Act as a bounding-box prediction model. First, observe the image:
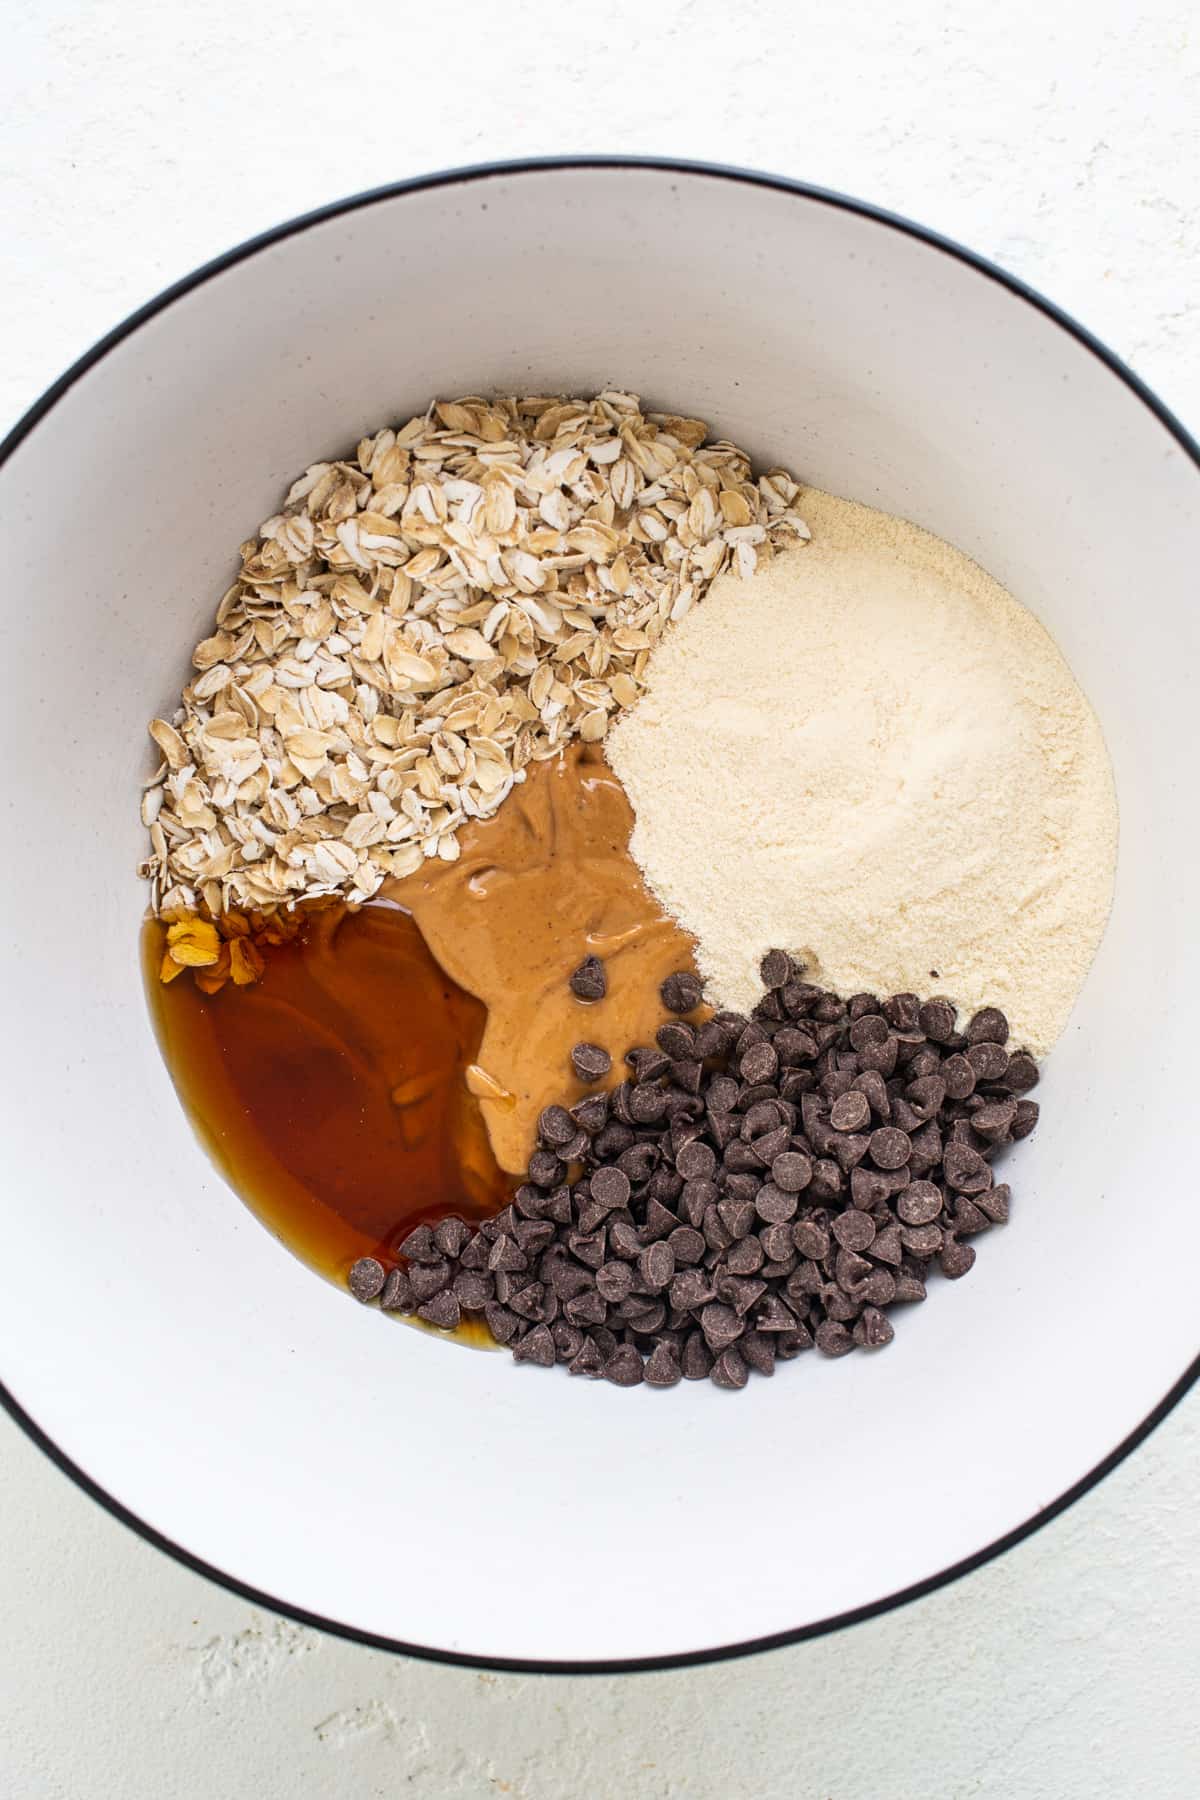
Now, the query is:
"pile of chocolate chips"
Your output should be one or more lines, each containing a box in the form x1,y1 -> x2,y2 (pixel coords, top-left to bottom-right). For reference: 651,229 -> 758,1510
348,952 -> 1039,1390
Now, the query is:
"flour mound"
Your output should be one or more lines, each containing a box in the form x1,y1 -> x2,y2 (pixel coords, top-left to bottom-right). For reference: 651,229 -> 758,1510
607,489 -> 1117,1056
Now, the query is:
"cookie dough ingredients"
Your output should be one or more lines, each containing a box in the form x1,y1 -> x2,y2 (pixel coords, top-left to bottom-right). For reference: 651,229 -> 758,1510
141,392 -> 809,918
395,744 -> 702,1175
608,489 -> 1118,1056
347,951 -> 1040,1387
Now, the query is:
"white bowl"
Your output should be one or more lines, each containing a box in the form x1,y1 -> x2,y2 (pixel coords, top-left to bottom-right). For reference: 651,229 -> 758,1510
2,158 -> 1198,1671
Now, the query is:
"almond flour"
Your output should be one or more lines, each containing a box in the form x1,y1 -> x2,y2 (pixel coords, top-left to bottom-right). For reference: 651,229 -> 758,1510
607,488 -> 1119,1056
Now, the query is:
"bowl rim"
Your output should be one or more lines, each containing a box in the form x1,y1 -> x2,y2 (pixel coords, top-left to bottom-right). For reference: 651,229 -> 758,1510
2,153 -> 1198,1676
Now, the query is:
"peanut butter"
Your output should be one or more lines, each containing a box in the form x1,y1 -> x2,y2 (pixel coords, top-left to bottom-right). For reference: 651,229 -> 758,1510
391,745 -> 698,1173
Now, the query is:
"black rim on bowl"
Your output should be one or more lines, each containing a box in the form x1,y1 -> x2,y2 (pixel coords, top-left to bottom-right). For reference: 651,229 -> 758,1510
2,155 -> 1198,1676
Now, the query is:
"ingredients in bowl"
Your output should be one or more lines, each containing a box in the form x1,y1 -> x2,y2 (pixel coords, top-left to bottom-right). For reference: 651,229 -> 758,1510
347,953 -> 1039,1387
139,390 -> 1114,1397
140,393 -> 809,920
607,489 -> 1118,1055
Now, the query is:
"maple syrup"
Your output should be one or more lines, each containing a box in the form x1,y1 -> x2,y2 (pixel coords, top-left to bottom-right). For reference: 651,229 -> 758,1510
143,899 -> 512,1305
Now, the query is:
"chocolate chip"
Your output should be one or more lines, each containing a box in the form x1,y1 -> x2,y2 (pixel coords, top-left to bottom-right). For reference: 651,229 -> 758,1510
869,1125 -> 911,1169
380,1265 -> 416,1311
564,1337 -> 601,1377
727,1235 -> 766,1275
608,1219 -> 642,1260
830,1090 -> 871,1132
939,1236 -> 977,1279
972,1099 -> 1017,1142
860,1268 -> 896,1306
815,1319 -> 854,1357
669,1267 -> 714,1310
409,1259 -> 452,1300
538,1104 -> 578,1148
848,1013 -> 889,1052
488,1235 -> 528,1274
740,1041 -> 779,1084
458,1233 -> 490,1269
526,1151 -> 563,1189
1003,1052 -> 1040,1094
654,1020 -> 694,1061
569,955 -> 607,1001
897,1180 -> 942,1226
710,1347 -> 749,1389
754,1183 -> 799,1225
452,1271 -> 493,1311
1012,1100 -> 1040,1140
808,1158 -> 843,1201
660,970 -> 703,1014
603,1344 -> 645,1386
589,1165 -> 631,1210
740,1332 -> 777,1377
542,1186 -> 574,1226
348,1256 -> 386,1302
644,1341 -> 682,1386
793,1220 -> 831,1260
717,1274 -> 767,1317
900,1223 -> 943,1256
680,1331 -> 714,1380
919,998 -> 958,1044
693,1021 -> 728,1059
513,1323 -> 556,1366
853,1306 -> 894,1349
758,1223 -> 794,1263
639,1241 -> 676,1291
567,1226 -> 606,1269
596,1261 -> 634,1304
618,1142 -> 659,1184
508,1280 -> 547,1321
977,1182 -> 1011,1224
433,1216 -> 471,1258
700,1301 -> 744,1350
717,1196 -> 756,1241
831,1131 -> 870,1173
905,1075 -> 946,1119
668,1225 -> 706,1265
641,1198 -> 679,1240
760,949 -> 796,989
752,1294 -> 797,1333
953,1198 -> 991,1235
771,1150 -> 812,1193
485,1302 -> 520,1343
418,1290 -> 461,1331
398,1224 -> 439,1263
514,1218 -> 555,1256
849,1166 -> 891,1209
966,1041 -> 1010,1082
564,1289 -> 608,1327
943,1140 -> 993,1195
832,1211 -> 876,1253
628,1084 -> 668,1125
883,992 -> 920,1032
571,1041 -> 612,1083
966,1006 -> 1009,1045
675,1140 -> 716,1181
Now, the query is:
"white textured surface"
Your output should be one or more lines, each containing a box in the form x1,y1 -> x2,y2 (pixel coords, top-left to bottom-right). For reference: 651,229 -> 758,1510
2,2 -> 1199,1795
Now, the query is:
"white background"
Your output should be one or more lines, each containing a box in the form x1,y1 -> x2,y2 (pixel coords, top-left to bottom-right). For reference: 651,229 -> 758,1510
3,3 -> 1199,1795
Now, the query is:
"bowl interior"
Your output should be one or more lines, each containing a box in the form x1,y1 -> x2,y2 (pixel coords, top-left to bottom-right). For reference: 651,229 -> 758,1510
2,163 -> 1198,1666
